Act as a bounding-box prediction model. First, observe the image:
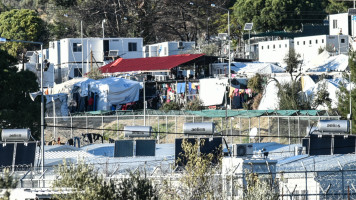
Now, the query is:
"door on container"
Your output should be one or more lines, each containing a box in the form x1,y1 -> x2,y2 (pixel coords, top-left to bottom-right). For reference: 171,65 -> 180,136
103,40 -> 109,60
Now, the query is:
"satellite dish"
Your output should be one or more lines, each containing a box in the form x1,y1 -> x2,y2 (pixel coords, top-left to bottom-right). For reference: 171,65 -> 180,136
249,127 -> 258,139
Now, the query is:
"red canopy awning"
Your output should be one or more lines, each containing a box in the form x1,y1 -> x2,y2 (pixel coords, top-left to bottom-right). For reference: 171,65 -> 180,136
100,54 -> 205,74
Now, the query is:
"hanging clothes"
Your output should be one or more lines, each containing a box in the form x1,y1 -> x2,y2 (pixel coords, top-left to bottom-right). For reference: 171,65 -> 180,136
177,83 -> 186,94
234,88 -> 239,96
229,87 -> 235,98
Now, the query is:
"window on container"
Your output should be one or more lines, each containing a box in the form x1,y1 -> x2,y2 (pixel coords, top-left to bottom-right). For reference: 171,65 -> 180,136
333,20 -> 337,29
315,40 -> 318,44
273,44 -> 275,49
261,46 -> 264,50
73,43 -> 82,52
341,38 -> 345,43
267,45 -> 269,49
128,42 -> 137,51
74,68 -> 82,77
303,41 -> 305,45
322,39 -> 325,43
297,41 -> 299,45
309,40 -> 312,45
279,44 -> 281,48
285,44 -> 287,48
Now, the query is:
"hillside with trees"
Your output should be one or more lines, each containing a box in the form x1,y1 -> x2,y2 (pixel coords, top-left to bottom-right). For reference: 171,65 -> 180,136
0,0 -> 354,46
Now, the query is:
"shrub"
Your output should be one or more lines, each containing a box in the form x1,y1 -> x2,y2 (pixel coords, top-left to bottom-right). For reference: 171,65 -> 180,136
160,101 -> 181,111
184,98 -> 203,111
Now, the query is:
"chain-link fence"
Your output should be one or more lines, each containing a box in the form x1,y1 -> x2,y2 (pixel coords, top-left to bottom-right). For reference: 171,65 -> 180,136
12,162 -> 356,200
44,114 -> 340,145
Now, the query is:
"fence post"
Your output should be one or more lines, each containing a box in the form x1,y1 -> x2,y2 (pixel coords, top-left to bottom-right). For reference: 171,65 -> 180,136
288,117 -> 291,144
71,116 -> 73,138
102,116 -> 104,136
166,116 -> 168,133
338,161 -> 345,199
239,117 -> 241,143
158,116 -> 160,144
86,115 -> 88,134
301,161 -> 308,200
298,117 -> 300,143
258,117 -> 261,143
117,115 -> 119,135
278,117 -> 280,143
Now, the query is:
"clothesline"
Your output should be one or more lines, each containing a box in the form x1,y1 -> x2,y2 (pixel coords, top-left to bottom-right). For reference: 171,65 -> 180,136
229,86 -> 253,98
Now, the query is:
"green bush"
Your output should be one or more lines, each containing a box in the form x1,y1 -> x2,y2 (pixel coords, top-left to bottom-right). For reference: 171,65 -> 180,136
160,101 -> 181,111
184,98 -> 203,111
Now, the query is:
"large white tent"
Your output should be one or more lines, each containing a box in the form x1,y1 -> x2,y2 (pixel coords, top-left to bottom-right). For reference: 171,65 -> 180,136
302,51 -> 348,72
88,77 -> 141,111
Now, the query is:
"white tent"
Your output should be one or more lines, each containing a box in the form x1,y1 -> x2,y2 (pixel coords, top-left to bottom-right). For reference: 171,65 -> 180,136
304,53 -> 348,72
231,62 -> 286,74
258,79 -> 279,110
199,78 -> 228,106
258,76 -> 293,110
88,77 -> 140,111
307,79 -> 342,110
51,78 -> 91,95
45,93 -> 69,117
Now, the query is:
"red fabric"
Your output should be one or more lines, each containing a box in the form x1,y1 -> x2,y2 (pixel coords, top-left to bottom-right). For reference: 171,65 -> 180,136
100,54 -> 204,73
88,97 -> 94,106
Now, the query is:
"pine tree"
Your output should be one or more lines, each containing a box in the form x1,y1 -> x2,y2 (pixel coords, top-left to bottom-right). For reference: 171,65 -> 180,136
337,51 -> 356,133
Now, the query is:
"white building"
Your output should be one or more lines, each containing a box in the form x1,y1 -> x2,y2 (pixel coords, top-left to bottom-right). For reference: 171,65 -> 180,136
258,39 -> 294,65
48,37 -> 143,83
17,49 -> 55,87
222,154 -> 278,199
143,41 -> 195,58
294,35 -> 349,63
329,13 -> 356,37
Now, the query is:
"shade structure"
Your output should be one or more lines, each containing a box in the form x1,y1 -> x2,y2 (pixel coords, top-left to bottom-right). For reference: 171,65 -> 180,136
100,54 -> 205,74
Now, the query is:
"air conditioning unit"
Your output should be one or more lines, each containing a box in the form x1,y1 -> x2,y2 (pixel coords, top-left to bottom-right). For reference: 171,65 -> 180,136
155,75 -> 168,81
233,144 -> 253,158
108,50 -> 119,57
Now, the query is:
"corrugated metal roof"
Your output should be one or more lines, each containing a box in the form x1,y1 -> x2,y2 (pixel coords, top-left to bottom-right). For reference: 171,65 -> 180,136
100,54 -> 205,74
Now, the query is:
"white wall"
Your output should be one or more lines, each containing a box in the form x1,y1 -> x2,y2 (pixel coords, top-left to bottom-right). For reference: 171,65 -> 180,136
294,35 -> 349,63
143,41 -> 195,57
329,13 -> 349,36
48,37 -> 143,81
258,39 -> 293,65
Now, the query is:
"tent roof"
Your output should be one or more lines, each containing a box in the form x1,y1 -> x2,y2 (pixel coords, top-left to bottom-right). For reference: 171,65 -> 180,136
100,54 -> 205,74
231,62 -> 286,74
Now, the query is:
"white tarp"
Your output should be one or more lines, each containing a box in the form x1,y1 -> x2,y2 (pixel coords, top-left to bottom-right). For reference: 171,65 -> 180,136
303,52 -> 348,72
199,78 -> 228,106
300,75 -> 316,92
231,62 -> 286,74
258,76 -> 293,110
89,77 -> 140,110
51,78 -> 91,95
258,80 -> 279,110
306,79 -> 342,110
45,93 -> 69,116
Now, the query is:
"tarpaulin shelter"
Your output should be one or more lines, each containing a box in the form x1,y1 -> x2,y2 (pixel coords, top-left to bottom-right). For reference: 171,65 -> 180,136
87,77 -> 140,111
